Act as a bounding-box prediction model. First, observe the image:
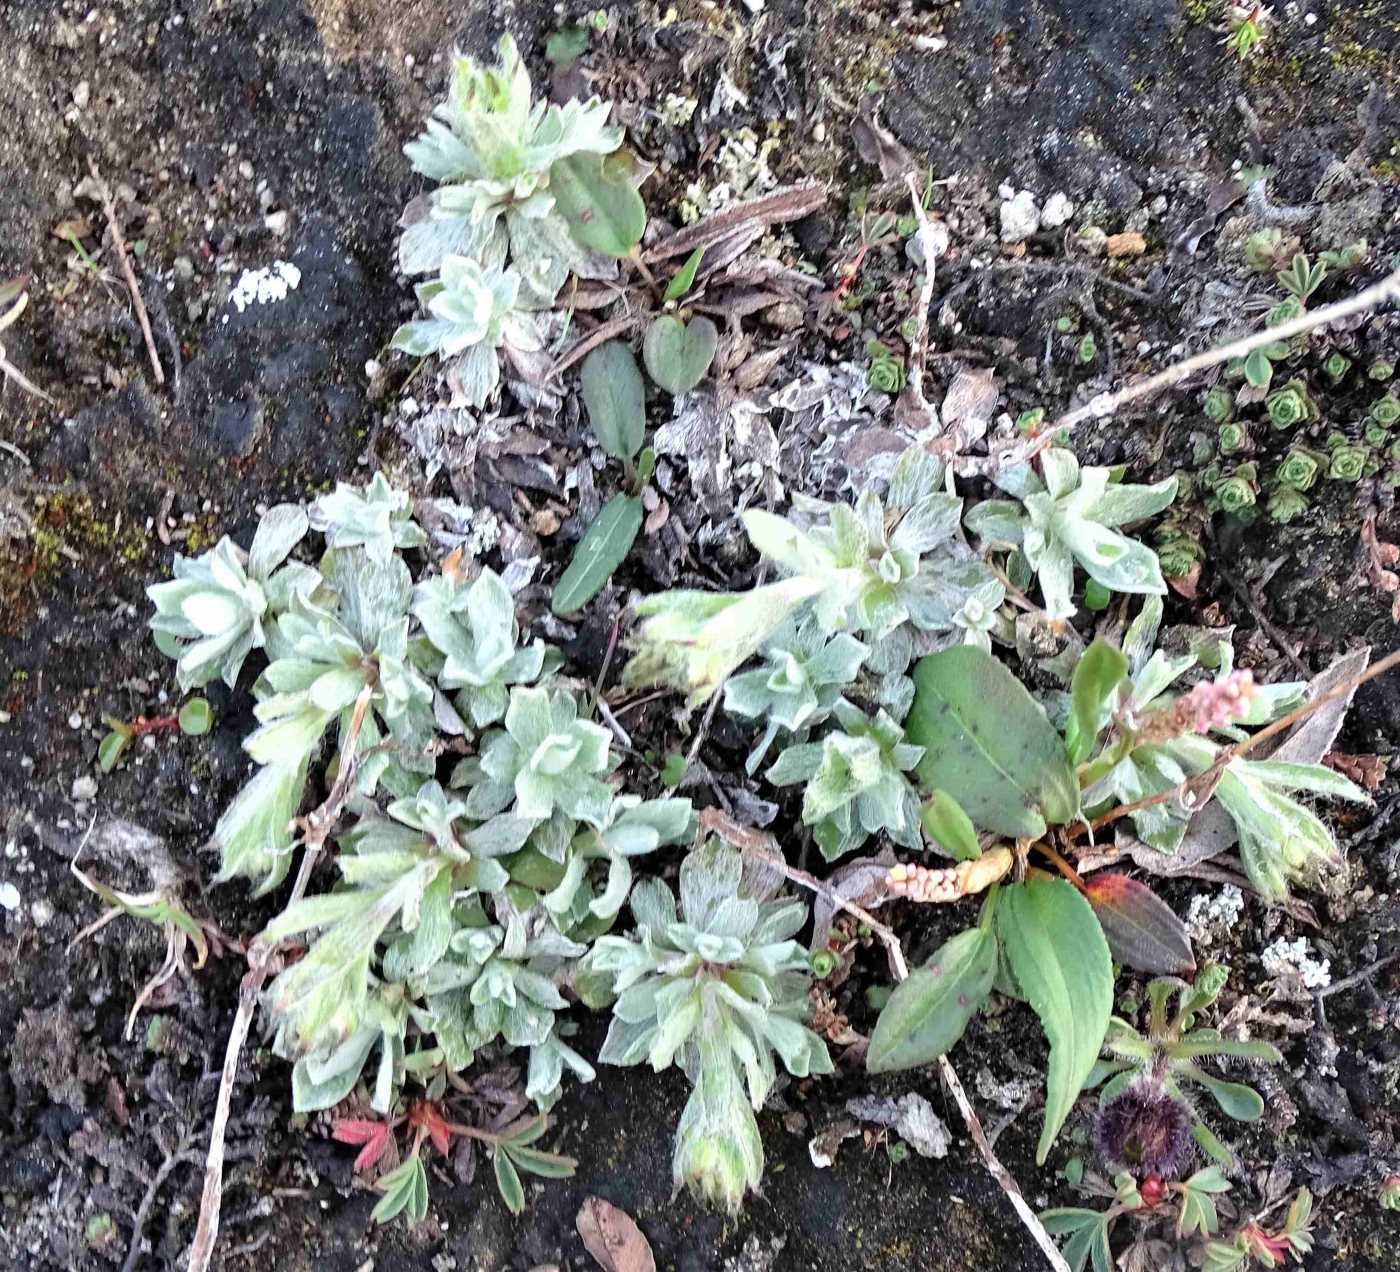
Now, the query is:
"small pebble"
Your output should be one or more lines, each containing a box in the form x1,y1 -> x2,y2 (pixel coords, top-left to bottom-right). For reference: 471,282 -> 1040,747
998,189 -> 1040,244
68,710 -> 84,730
1040,191 -> 1074,229
31,898 -> 55,928
238,159 -> 255,181
72,80 -> 90,109
72,775 -> 98,802
0,882 -> 20,911
264,210 -> 290,237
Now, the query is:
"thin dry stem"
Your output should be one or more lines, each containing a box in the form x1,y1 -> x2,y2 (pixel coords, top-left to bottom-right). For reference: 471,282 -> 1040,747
187,684 -> 376,1272
87,157 -> 166,387
992,266 -> 1400,473
729,832 -> 1068,1270
1072,646 -> 1400,841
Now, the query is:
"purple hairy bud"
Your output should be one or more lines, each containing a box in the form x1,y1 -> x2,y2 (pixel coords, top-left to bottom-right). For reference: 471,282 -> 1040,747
1093,1084 -> 1194,1179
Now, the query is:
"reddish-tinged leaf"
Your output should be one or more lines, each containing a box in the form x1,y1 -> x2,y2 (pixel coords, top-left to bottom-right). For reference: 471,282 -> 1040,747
333,1118 -> 394,1173
409,1101 -> 455,1158
1085,874 -> 1196,975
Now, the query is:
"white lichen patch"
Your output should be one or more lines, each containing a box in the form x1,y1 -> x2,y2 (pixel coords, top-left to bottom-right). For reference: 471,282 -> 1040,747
1261,936 -> 1331,990
1186,885 -> 1245,946
226,260 -> 303,316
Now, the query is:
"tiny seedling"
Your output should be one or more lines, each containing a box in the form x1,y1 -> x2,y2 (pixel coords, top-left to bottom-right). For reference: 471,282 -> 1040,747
551,339 -> 654,614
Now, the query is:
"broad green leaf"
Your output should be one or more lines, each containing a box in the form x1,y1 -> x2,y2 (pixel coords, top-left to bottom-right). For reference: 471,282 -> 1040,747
551,494 -> 644,615
178,697 -> 214,736
1179,1064 -> 1264,1122
919,789 -> 982,861
867,927 -> 996,1072
494,1148 -> 526,1214
580,340 -> 646,463
643,314 -> 718,394
371,1154 -> 429,1224
664,247 -> 705,301
550,150 -> 646,258
98,731 -> 129,772
1065,640 -> 1127,764
907,645 -> 1079,838
1243,348 -> 1274,390
998,879 -> 1113,1163
1083,874 -> 1195,975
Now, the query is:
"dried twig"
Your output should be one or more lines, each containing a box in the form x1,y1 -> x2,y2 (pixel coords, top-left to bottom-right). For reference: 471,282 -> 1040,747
87,158 -> 165,387
1314,953 -> 1398,1000
122,1130 -> 201,1272
546,313 -> 643,381
187,684 -> 376,1272
642,182 -> 827,264
988,267 -> 1400,474
702,809 -> 1068,1270
901,172 -> 946,410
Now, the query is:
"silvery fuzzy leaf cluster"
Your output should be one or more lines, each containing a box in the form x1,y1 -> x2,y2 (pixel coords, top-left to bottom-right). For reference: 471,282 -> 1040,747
624,445 -> 1006,708
579,841 -> 832,1211
395,35 -> 622,405
147,505 -> 315,691
148,473 -> 698,1122
765,700 -> 925,861
1083,597 -> 1368,898
964,448 -> 1178,620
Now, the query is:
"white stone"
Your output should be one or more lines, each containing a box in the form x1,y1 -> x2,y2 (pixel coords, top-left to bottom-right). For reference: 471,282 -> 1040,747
999,190 -> 1040,243
1040,191 -> 1074,229
0,881 -> 19,911
72,775 -> 98,802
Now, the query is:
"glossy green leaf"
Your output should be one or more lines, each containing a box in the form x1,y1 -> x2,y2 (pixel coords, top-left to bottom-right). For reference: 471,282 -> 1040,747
919,789 -> 982,861
98,731 -> 129,773
550,150 -> 646,258
998,879 -> 1113,1163
664,247 -> 705,302
907,645 -> 1079,838
371,1154 -> 429,1224
1065,640 -> 1127,764
643,314 -> 719,395
580,341 -> 646,463
1083,874 -> 1195,975
178,697 -> 214,736
551,494 -> 644,615
867,927 -> 996,1071
1179,1064 -> 1265,1122
494,1147 -> 526,1214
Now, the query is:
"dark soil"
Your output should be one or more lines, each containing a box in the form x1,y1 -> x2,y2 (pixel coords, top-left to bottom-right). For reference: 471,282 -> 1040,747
3,1 -> 1400,1269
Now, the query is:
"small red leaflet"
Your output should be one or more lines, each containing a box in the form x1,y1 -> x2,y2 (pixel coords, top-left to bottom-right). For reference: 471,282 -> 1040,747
332,1118 -> 397,1174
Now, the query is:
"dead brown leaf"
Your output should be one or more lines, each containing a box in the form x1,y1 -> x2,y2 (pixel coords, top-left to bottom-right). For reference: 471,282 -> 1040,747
1361,510 -> 1400,622
1324,751 -> 1390,791
1106,231 -> 1147,258
576,1197 -> 655,1272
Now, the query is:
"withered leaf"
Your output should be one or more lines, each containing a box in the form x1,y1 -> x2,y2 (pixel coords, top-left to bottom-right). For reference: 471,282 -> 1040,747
576,1196 -> 656,1272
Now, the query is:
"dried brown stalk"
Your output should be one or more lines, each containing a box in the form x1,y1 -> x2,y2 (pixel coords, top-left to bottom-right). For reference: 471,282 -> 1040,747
87,158 -> 165,387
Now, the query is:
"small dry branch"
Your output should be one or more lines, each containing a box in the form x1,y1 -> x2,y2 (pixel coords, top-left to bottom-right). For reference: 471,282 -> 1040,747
87,157 -> 165,387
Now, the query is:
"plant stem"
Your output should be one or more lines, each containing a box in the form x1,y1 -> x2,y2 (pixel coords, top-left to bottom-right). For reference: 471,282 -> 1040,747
186,683 -> 377,1272
987,267 -> 1400,475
